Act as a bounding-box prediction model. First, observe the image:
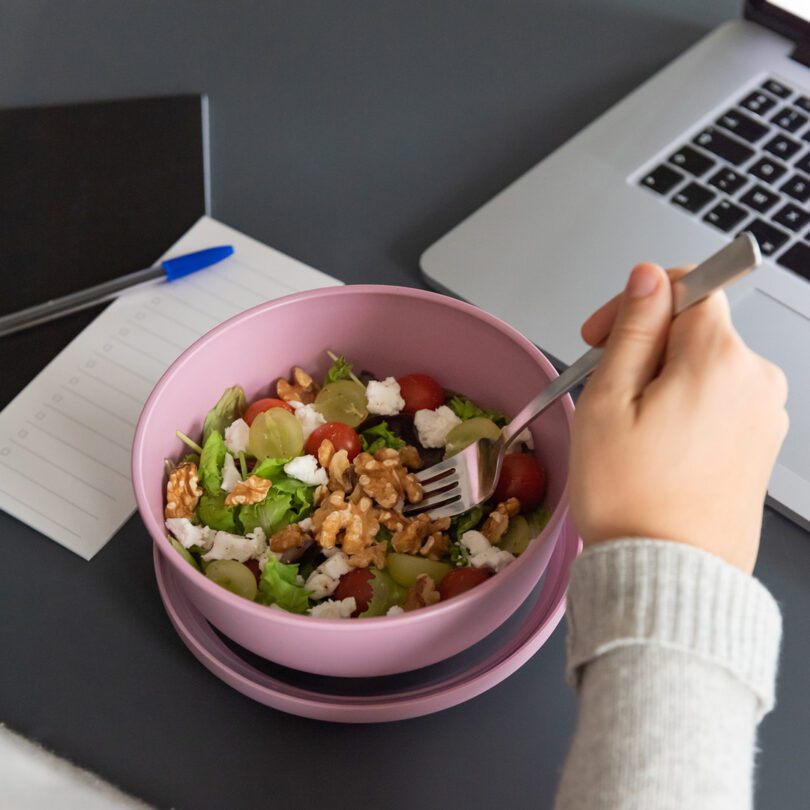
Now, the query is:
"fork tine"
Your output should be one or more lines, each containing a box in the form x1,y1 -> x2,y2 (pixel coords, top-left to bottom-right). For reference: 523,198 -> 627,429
403,487 -> 462,516
406,496 -> 467,521
414,456 -> 458,483
419,475 -> 460,499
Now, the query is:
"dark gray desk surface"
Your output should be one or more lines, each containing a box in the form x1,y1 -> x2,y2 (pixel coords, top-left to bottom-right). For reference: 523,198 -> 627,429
1,2 -> 808,808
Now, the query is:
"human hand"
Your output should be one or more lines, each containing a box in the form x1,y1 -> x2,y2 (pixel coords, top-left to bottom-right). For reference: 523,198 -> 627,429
570,262 -> 788,574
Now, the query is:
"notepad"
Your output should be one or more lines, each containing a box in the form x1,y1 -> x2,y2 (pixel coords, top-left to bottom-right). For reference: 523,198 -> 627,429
0,217 -> 341,559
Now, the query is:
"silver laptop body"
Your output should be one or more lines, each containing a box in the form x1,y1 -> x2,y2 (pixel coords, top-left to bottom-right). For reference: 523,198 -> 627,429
421,3 -> 810,528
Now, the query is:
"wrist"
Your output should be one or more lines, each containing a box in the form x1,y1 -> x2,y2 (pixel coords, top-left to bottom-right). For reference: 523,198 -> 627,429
565,538 -> 782,718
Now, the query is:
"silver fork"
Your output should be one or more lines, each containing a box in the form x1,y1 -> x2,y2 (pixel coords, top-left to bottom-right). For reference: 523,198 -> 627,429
403,233 -> 762,520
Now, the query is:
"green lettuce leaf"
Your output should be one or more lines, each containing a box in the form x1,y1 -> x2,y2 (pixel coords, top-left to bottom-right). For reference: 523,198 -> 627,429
239,476 -> 315,536
251,457 -> 291,482
450,505 -> 485,540
359,568 -> 407,617
197,492 -> 239,533
202,386 -> 246,445
257,557 -> 310,614
324,354 -> 353,385
198,430 -> 227,495
446,395 -> 507,428
450,542 -> 470,567
450,505 -> 487,565
359,422 -> 405,454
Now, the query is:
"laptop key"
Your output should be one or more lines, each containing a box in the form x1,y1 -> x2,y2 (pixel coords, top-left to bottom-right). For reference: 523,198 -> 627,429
671,182 -> 716,213
777,242 -> 810,280
780,173 -> 810,203
716,109 -> 769,142
772,106 -> 808,133
794,151 -> 810,175
668,145 -> 715,176
739,184 -> 780,213
740,219 -> 790,257
693,128 -> 755,166
763,133 -> 802,160
773,203 -> 810,232
740,91 -> 777,116
707,167 -> 748,194
640,164 -> 684,194
796,96 -> 810,113
748,156 -> 788,184
709,169 -> 748,194
762,79 -> 791,99
703,200 -> 748,232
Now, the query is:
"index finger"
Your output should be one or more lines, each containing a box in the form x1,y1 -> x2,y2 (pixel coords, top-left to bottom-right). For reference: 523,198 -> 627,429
581,266 -> 694,346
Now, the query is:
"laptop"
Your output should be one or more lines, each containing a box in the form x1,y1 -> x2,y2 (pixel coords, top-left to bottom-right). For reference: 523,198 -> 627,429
420,0 -> 810,529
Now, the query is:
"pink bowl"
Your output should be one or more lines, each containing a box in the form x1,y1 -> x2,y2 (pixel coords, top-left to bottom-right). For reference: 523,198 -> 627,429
132,285 -> 574,677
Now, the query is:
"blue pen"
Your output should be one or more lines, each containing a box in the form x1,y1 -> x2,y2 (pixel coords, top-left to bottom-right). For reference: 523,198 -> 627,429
0,245 -> 234,339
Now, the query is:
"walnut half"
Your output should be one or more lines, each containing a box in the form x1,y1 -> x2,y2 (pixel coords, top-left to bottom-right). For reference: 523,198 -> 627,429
224,475 -> 272,506
276,366 -> 319,404
482,497 -> 521,544
403,574 -> 441,612
165,462 -> 202,520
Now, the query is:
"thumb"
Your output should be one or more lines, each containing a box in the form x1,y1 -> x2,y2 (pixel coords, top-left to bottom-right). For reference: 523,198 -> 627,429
589,263 -> 672,403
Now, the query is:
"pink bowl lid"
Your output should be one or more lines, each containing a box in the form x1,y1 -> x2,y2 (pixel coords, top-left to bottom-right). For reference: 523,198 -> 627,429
154,514 -> 581,723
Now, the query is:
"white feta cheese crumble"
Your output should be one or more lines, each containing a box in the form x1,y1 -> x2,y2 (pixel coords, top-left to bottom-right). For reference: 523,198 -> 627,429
297,517 -> 314,533
460,529 -> 515,573
283,454 -> 328,487
414,405 -> 462,448
165,518 -> 215,551
220,453 -> 241,492
224,418 -> 250,453
366,377 -> 406,416
305,573 -> 336,600
460,530 -> 490,556
321,551 -> 352,580
386,605 -> 405,616
309,597 -> 357,619
305,550 -> 351,598
202,526 -> 267,563
294,403 -> 326,440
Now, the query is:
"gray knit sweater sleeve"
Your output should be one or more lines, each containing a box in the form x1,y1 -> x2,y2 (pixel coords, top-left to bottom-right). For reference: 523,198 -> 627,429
554,540 -> 782,810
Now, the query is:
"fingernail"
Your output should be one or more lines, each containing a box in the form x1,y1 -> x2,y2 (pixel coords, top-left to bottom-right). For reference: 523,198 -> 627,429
626,265 -> 660,299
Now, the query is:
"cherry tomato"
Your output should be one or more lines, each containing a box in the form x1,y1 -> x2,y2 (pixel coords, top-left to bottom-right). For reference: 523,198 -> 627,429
494,453 -> 546,510
437,567 -> 489,601
397,373 -> 444,413
244,397 -> 294,425
334,569 -> 375,616
305,422 -> 361,460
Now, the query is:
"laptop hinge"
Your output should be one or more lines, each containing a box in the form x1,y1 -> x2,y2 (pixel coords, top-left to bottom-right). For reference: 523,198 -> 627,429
791,43 -> 810,69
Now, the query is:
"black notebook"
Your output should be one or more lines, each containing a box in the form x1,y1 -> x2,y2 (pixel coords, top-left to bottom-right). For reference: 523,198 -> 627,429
0,94 -> 208,407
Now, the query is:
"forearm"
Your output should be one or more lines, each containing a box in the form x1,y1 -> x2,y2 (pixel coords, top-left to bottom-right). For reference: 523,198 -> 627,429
554,540 -> 782,810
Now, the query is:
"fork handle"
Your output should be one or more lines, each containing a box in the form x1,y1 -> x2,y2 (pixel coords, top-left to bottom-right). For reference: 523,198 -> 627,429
500,232 -> 762,449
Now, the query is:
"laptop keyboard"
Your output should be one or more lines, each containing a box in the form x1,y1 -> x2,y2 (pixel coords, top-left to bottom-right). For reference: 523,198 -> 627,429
638,77 -> 810,279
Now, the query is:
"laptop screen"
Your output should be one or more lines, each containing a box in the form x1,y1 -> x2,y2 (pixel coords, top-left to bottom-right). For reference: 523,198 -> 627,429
768,1 -> 810,23
748,0 -> 810,42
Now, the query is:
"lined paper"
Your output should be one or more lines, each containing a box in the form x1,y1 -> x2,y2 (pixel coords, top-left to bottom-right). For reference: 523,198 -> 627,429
0,216 -> 341,559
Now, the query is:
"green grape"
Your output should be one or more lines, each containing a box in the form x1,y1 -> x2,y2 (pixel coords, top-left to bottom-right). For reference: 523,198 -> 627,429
314,380 -> 368,427
169,537 -> 200,570
247,408 -> 304,459
204,559 -> 258,600
387,553 -> 452,587
444,417 -> 501,458
499,515 -> 532,556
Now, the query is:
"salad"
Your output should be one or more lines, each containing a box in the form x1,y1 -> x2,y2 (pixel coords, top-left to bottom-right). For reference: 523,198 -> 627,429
163,351 -> 550,618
